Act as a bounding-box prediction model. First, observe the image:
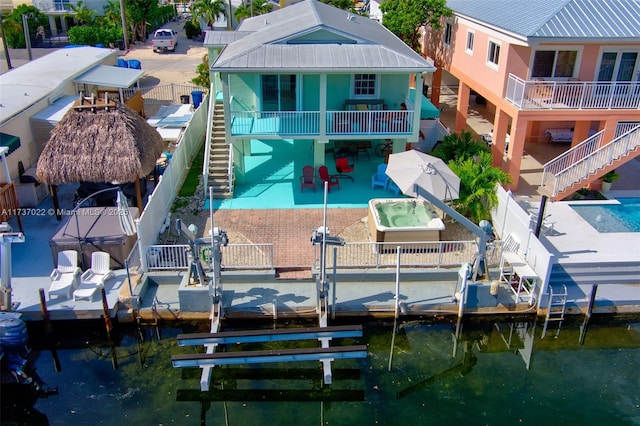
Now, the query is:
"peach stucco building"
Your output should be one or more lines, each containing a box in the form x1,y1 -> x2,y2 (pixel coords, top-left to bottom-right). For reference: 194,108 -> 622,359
423,0 -> 640,199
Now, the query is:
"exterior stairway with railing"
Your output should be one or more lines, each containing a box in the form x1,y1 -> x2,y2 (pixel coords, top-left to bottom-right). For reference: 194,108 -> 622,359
540,123 -> 640,200
207,100 -> 233,199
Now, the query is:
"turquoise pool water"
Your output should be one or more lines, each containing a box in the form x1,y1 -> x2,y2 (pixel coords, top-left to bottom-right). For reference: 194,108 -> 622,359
13,320 -> 640,425
570,197 -> 640,232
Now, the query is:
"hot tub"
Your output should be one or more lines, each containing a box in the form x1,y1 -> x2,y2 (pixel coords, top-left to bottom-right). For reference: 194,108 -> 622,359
368,198 -> 445,242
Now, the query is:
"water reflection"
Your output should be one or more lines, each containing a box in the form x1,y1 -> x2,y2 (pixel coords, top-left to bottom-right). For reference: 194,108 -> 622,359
8,319 -> 639,425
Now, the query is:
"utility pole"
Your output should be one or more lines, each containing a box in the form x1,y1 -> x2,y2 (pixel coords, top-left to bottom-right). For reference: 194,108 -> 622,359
0,16 -> 13,70
21,14 -> 32,61
119,0 -> 129,50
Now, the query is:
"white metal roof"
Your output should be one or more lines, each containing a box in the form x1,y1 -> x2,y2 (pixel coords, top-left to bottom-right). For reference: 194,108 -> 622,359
73,65 -> 144,89
447,0 -> 640,42
0,47 -> 116,125
206,0 -> 435,73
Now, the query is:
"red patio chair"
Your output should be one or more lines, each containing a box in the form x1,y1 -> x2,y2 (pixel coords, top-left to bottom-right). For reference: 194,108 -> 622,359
318,166 -> 340,192
335,156 -> 354,181
300,165 -> 316,192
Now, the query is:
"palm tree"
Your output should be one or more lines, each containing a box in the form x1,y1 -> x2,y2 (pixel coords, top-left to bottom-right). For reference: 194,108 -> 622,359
191,0 -> 227,30
431,130 -> 489,163
235,0 -> 273,22
449,152 -> 512,223
66,0 -> 96,26
102,0 -> 121,27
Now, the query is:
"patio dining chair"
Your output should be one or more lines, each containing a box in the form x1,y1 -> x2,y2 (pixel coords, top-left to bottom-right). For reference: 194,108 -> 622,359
299,165 -> 316,192
335,156 -> 354,181
48,250 -> 81,300
318,166 -> 340,192
73,251 -> 114,302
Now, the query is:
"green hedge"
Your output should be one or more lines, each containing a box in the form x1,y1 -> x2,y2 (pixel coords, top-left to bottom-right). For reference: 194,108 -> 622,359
68,26 -> 124,47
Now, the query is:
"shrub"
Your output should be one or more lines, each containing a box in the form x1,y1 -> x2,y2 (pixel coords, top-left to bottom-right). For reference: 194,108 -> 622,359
184,20 -> 201,39
68,26 -> 122,47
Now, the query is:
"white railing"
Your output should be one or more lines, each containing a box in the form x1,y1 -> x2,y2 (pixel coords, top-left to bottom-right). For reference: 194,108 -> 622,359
327,110 -> 414,135
314,240 -> 480,270
136,93 -> 209,272
202,83 -> 216,196
220,243 -> 274,270
145,243 -> 275,271
146,245 -> 191,270
542,125 -> 640,196
228,110 -> 414,136
124,83 -> 202,105
230,111 -> 320,135
505,74 -> 640,110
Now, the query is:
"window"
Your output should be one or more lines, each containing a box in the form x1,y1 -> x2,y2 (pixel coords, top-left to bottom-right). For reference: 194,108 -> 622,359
466,31 -> 474,53
353,74 -> 377,97
532,50 -> 578,78
488,41 -> 500,67
444,22 -> 452,46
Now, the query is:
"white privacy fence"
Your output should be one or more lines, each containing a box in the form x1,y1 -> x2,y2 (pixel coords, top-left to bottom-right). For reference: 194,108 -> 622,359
491,186 -> 553,299
135,93 -> 209,272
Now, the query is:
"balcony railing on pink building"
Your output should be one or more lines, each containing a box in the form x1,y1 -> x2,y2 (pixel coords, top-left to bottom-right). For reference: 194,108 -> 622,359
229,110 -> 414,137
506,74 -> 640,110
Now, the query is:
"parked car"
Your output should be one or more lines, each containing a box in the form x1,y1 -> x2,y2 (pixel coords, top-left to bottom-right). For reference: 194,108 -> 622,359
151,29 -> 178,53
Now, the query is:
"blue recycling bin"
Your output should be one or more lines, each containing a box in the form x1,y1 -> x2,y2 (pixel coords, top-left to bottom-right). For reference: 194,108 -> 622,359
191,90 -> 204,109
117,58 -> 129,68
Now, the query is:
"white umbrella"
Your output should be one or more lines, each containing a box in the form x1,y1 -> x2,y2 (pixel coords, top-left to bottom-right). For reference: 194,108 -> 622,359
385,150 -> 460,201
116,190 -> 137,236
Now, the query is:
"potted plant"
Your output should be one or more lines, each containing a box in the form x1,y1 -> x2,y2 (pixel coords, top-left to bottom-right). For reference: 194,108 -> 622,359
601,169 -> 619,193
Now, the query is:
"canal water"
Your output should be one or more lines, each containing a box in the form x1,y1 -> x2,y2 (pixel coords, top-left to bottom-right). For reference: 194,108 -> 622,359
5,319 -> 640,425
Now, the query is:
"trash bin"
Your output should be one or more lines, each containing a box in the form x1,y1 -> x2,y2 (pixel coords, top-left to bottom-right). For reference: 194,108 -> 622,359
117,39 -> 125,50
191,90 -> 204,109
180,95 -> 190,104
127,59 -> 142,70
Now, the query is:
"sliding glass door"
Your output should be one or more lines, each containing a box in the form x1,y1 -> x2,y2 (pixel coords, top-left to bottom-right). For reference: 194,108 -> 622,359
261,75 -> 298,112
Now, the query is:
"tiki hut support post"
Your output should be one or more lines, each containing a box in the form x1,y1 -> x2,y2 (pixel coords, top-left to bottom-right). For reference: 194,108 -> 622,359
134,175 -> 142,215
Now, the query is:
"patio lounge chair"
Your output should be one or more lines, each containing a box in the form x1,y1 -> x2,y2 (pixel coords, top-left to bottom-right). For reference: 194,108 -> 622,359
73,251 -> 114,302
300,165 -> 316,192
318,166 -> 340,192
371,164 -> 389,190
48,250 -> 81,300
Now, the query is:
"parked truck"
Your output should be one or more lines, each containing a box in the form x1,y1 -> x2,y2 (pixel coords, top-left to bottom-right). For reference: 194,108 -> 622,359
151,29 -> 178,52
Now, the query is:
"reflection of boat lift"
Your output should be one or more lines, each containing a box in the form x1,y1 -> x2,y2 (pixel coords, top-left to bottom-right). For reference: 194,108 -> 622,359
397,340 -> 478,399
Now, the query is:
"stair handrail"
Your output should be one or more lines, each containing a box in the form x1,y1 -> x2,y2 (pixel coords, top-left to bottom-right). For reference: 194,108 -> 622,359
542,125 -> 640,196
227,147 -> 234,195
202,82 -> 216,197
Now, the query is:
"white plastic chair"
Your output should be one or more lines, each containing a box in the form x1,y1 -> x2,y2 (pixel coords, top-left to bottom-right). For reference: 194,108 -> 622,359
48,250 -> 81,300
73,252 -> 114,302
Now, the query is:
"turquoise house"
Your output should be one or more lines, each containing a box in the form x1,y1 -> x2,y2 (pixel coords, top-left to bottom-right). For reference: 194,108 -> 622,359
203,0 -> 438,187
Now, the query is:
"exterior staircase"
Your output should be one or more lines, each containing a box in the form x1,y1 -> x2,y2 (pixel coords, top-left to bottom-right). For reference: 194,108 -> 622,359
207,100 -> 233,199
540,123 -> 640,200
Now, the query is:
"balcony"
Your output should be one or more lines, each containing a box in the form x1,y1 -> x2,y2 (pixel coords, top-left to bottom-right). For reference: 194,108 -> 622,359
229,110 -> 415,138
505,74 -> 640,110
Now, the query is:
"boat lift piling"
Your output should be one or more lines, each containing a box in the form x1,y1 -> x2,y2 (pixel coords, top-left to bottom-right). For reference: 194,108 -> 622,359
100,286 -> 118,370
39,287 -> 61,372
579,284 -> 598,345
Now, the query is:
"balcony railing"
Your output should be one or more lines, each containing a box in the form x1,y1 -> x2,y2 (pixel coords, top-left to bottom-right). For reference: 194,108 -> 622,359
229,110 -> 414,137
506,74 -> 640,110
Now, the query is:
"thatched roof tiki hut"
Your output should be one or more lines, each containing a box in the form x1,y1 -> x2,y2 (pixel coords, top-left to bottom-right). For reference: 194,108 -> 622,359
37,97 -> 164,215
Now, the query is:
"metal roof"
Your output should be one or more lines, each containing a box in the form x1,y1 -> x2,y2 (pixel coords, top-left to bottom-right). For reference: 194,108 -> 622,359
0,47 -> 116,125
447,0 -> 640,41
73,65 -> 144,89
207,0 -> 434,73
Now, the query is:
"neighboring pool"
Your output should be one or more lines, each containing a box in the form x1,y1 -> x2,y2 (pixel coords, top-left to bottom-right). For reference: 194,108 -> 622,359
570,197 -> 640,233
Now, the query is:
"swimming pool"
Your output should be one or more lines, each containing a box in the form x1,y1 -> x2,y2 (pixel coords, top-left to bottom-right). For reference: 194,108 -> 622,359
570,197 -> 640,233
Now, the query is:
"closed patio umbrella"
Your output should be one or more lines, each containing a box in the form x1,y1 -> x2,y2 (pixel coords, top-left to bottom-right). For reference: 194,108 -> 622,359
116,190 -> 136,236
385,150 -> 460,202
